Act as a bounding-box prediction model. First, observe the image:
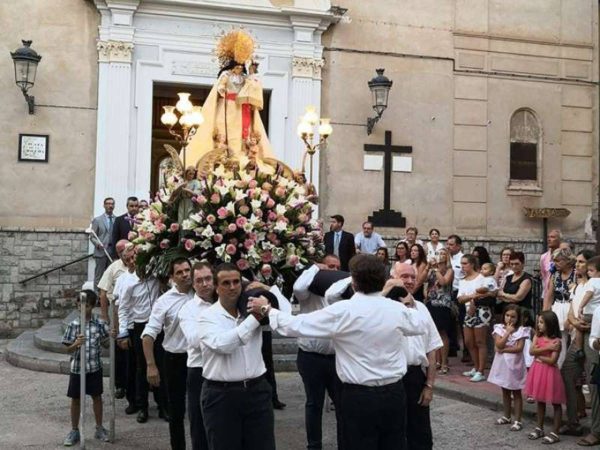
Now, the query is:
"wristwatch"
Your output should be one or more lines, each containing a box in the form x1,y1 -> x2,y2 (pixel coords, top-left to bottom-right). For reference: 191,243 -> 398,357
260,305 -> 271,316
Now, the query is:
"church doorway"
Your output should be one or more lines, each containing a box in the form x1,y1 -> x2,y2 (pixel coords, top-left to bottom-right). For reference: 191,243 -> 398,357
150,82 -> 271,197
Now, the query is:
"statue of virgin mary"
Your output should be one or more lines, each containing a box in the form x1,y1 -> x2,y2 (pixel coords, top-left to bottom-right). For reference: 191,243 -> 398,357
187,30 -> 275,165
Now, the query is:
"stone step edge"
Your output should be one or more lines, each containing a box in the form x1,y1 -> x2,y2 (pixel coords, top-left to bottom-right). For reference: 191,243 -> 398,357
7,332 -> 297,376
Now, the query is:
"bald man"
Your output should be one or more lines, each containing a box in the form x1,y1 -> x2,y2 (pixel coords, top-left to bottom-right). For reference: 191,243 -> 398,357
385,263 -> 441,450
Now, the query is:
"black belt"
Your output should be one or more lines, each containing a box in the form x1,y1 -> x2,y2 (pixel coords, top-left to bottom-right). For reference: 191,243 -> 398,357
299,348 -> 335,358
204,374 -> 265,389
343,379 -> 403,392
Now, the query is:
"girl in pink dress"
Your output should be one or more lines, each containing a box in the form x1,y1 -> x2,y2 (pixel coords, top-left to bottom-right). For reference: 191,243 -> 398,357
488,305 -> 529,431
525,311 -> 566,445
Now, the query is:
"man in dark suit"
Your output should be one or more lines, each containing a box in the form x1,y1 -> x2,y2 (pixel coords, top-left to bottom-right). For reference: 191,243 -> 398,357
324,215 -> 355,272
90,197 -> 116,288
111,196 -> 139,258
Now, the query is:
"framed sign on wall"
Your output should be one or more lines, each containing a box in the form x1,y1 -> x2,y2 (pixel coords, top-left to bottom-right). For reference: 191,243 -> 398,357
18,134 -> 49,162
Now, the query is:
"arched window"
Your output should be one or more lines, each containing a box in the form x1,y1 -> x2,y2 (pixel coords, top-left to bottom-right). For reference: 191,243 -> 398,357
510,109 -> 540,183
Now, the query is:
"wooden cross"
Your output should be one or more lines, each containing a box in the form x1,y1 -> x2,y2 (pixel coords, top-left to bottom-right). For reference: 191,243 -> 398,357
364,130 -> 412,212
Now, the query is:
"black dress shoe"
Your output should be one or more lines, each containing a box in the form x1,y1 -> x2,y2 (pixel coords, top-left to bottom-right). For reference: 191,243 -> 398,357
158,408 -> 170,422
137,409 -> 148,423
125,404 -> 139,415
272,399 -> 286,410
115,388 -> 125,399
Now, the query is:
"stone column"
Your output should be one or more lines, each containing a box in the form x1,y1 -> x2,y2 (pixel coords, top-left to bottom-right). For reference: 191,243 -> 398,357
93,40 -> 134,216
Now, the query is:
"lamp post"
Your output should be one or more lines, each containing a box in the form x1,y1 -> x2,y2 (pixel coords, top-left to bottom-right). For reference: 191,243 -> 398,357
160,92 -> 204,169
297,106 -> 333,184
366,68 -> 393,135
10,40 -> 42,114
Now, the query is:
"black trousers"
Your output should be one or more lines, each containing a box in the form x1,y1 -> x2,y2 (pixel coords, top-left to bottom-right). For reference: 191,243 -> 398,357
340,380 -> 406,450
125,342 -> 137,406
297,349 -> 343,450
131,323 -> 166,410
261,331 -> 279,402
187,367 -> 209,450
448,289 -> 459,352
115,345 -> 128,391
403,366 -> 433,450
164,351 -> 188,450
132,322 -> 151,409
201,376 -> 275,450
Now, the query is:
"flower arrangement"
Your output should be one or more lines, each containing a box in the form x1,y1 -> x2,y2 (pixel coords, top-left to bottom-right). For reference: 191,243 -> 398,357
131,163 -> 324,281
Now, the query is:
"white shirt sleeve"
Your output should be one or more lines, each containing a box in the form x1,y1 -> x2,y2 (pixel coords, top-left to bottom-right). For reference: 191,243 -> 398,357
324,277 -> 352,305
198,313 -> 261,354
377,235 -> 386,248
397,303 -> 429,337
268,304 -> 342,339
118,283 -> 135,335
141,298 -> 166,340
179,305 -> 202,349
269,285 -> 292,314
293,265 -> 319,303
354,234 -> 361,248
589,307 -> 600,351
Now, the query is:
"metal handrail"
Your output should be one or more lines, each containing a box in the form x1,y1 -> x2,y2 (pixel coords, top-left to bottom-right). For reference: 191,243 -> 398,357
20,253 -> 94,285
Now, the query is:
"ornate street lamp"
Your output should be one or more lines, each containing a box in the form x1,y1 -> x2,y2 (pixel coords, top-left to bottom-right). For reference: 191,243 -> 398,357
10,40 -> 42,114
297,106 -> 333,183
160,92 -> 204,169
366,68 -> 393,135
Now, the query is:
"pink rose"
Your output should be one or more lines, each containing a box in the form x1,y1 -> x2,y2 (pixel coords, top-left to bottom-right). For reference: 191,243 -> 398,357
261,264 -> 272,277
265,198 -> 275,209
210,193 -> 221,204
226,244 -> 237,255
254,209 -> 263,218
206,214 -> 216,224
267,211 -> 277,222
262,182 -> 273,191
127,231 -> 137,241
217,207 -> 229,219
213,233 -> 223,243
235,217 -> 248,228
157,223 -> 167,232
227,223 -> 237,233
287,254 -> 299,267
248,180 -> 258,189
169,223 -> 180,233
159,239 -> 170,249
244,239 -> 255,250
248,232 -> 258,241
184,239 -> 195,252
266,232 -> 277,243
150,211 -> 159,220
261,251 -> 273,263
236,259 -> 250,271
275,186 -> 286,198
146,233 -> 156,241
235,180 -> 247,189
246,188 -> 255,198
296,226 -> 306,236
239,205 -> 250,216
196,195 -> 207,206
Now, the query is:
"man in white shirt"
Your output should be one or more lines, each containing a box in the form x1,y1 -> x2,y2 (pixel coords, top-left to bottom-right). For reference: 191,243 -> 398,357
354,221 -> 386,254
446,234 -> 464,359
142,257 -> 194,450
293,256 -> 346,450
198,263 -> 275,450
179,262 -> 215,450
248,254 -> 427,450
117,270 -> 163,423
96,239 -> 130,400
388,263 -> 442,450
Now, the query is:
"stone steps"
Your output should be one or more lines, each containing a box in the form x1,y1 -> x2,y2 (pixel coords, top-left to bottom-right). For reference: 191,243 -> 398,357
7,317 -> 299,375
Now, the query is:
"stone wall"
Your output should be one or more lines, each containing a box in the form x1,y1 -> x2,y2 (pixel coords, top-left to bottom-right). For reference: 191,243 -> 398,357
382,235 -> 597,274
0,228 -> 89,337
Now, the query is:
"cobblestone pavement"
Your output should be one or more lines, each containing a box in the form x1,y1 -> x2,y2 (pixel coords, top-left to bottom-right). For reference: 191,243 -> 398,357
0,352 -> 584,449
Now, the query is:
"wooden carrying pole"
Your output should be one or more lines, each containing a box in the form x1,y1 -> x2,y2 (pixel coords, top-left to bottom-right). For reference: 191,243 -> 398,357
109,299 -> 116,442
79,291 -> 87,449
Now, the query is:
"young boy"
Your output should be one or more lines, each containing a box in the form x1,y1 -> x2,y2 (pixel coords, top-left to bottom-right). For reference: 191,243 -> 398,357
62,290 -> 110,446
573,256 -> 600,358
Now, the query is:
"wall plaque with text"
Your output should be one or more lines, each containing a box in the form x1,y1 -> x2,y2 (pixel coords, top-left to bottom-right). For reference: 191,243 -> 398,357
18,134 -> 49,162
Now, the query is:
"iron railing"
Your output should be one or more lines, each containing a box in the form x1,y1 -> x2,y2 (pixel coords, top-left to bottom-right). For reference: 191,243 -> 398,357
20,253 -> 93,285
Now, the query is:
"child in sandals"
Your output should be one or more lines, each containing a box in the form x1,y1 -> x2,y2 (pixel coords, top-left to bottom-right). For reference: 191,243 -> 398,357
488,304 -> 529,432
524,311 -> 567,445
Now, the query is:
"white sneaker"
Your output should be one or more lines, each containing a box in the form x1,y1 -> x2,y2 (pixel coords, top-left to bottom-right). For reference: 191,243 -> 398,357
462,368 -> 476,377
470,371 -> 486,382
